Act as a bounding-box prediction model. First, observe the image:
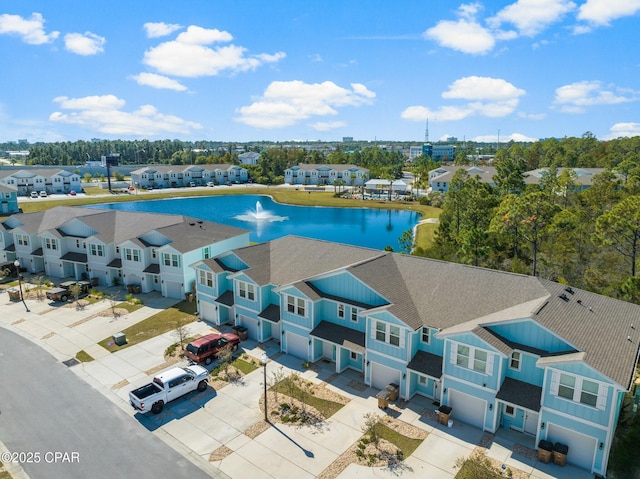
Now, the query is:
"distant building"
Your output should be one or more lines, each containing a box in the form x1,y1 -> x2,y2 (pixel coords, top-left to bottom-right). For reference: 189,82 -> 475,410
408,146 -> 423,161
342,137 -> 354,142
238,152 -> 260,165
423,144 -> 456,162
130,164 -> 248,188
284,164 -> 369,186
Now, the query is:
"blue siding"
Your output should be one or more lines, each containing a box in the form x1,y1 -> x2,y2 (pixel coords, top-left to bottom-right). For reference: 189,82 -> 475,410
500,404 -> 525,430
218,253 -> 248,271
367,313 -> 410,362
488,320 -> 573,353
310,272 -> 387,307
504,351 -> 544,386
443,335 -> 501,391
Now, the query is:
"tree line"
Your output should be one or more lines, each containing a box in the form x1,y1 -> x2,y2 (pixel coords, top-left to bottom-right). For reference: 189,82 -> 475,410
419,134 -> 640,303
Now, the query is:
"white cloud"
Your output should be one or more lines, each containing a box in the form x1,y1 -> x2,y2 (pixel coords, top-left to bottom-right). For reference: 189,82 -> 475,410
235,80 -> 375,129
143,25 -> 285,77
310,121 -> 346,131
553,80 -> 639,113
402,76 -> 525,122
0,12 -> 59,44
64,32 -> 105,55
488,0 -> 576,36
49,94 -> 202,136
424,18 -> 494,55
472,132 -> 538,142
130,72 -> 188,91
606,122 -> 640,139
143,22 -> 182,38
577,0 -> 640,26
518,112 -> 547,120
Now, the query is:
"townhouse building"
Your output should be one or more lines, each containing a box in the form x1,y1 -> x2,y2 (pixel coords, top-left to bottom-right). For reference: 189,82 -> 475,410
0,184 -> 19,215
130,164 -> 248,189
284,164 -> 369,186
193,235 -> 640,475
0,169 -> 82,196
0,206 -> 249,298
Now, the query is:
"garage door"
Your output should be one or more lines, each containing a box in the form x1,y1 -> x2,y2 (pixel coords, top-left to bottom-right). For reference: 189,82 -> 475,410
286,332 -> 308,359
238,315 -> 259,340
165,281 -> 182,299
547,424 -> 596,470
199,300 -> 217,323
449,390 -> 486,429
371,362 -> 401,390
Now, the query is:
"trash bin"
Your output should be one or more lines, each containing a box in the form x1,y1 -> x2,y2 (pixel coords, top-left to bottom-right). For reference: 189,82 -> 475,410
8,287 -> 21,301
553,442 -> 569,467
437,405 -> 452,426
112,332 -> 127,346
386,383 -> 399,402
377,390 -> 390,409
537,440 -> 553,463
233,325 -> 248,341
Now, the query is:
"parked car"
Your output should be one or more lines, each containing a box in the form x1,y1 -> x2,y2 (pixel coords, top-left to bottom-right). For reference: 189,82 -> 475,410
206,182 -> 215,187
46,280 -> 91,302
129,365 -> 208,414
185,333 -> 240,365
69,190 -> 77,196
39,191 -> 47,197
30,191 -> 38,198
189,181 -> 196,187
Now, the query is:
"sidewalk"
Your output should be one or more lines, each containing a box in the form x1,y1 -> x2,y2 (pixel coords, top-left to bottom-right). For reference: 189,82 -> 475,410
0,290 -> 595,479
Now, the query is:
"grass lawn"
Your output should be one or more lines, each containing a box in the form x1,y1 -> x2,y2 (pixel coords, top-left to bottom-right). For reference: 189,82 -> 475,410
211,356 -> 259,377
98,300 -> 197,352
374,422 -> 423,458
75,350 -> 94,362
414,221 -> 438,252
0,462 -> 12,479
272,376 -> 346,418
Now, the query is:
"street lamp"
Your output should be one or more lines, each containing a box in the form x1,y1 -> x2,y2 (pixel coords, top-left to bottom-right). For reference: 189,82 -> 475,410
261,352 -> 268,422
13,259 -> 29,312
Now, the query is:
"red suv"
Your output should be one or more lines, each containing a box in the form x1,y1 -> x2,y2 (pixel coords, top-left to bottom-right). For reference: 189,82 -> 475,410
185,333 -> 240,365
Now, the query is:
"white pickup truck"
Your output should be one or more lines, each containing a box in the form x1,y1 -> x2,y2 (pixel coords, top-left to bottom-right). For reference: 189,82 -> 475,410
129,365 -> 209,414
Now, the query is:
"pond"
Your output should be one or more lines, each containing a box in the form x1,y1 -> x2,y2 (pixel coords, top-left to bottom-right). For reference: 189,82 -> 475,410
86,195 -> 421,251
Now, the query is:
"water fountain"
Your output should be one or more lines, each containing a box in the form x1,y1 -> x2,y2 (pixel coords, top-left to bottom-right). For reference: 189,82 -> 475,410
235,200 -> 288,225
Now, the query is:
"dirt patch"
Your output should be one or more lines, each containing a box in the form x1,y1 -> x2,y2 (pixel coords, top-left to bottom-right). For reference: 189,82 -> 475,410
244,420 -> 270,439
111,379 -> 130,390
99,307 -> 129,318
41,332 -> 56,340
318,416 -> 428,479
209,445 -> 233,462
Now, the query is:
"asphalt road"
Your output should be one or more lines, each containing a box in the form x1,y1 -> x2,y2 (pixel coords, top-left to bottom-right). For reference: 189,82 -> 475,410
0,327 -> 219,479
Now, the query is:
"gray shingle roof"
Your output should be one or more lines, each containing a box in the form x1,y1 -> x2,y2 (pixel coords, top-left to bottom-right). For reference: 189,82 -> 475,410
496,377 -> 542,412
407,350 -> 443,379
310,320 -> 365,353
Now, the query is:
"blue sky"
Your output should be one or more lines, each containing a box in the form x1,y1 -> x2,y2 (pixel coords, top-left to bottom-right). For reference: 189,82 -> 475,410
0,1 -> 638,144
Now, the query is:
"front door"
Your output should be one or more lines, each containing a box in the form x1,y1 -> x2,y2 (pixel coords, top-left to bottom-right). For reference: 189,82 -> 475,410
433,379 -> 441,402
524,411 -> 539,435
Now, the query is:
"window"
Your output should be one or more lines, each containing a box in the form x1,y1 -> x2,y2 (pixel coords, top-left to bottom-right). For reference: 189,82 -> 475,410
558,373 -> 575,400
162,253 -> 179,267
16,234 -> 29,246
350,351 -> 357,360
351,307 -> 359,322
238,281 -> 255,301
203,247 -> 211,259
375,322 -> 386,342
581,380 -> 599,407
510,351 -> 521,370
421,327 -> 430,344
337,303 -> 345,319
44,238 -> 58,250
125,248 -> 141,262
199,270 -> 214,287
456,345 -> 470,369
389,325 -> 400,346
89,244 -> 104,257
473,349 -> 487,374
418,375 -> 427,385
504,405 -> 515,417
285,296 -> 305,316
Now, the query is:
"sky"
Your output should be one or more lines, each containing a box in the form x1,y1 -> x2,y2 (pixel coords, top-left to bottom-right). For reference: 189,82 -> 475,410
0,1 -> 639,144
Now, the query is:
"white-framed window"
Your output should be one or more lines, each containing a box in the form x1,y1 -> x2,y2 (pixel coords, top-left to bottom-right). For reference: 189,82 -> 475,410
124,248 -> 141,262
238,281 -> 255,300
286,295 -> 305,316
504,405 -> 515,417
162,253 -> 179,267
16,234 -> 29,246
421,327 -> 430,344
44,238 -> 58,250
203,247 -> 211,259
550,370 -> 607,410
510,351 -> 521,370
89,243 -> 104,256
350,351 -> 357,360
351,307 -> 359,322
418,375 -> 427,385
338,303 -> 345,319
198,270 -> 214,287
450,342 -> 494,375
374,321 -> 402,347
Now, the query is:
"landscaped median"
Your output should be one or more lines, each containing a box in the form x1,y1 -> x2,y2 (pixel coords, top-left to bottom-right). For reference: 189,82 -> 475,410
98,300 -> 197,352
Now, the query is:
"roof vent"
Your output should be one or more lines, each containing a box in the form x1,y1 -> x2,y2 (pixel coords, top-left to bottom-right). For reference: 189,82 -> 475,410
189,222 -> 195,226
565,287 -> 575,295
559,293 -> 569,302
577,299 -> 582,304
